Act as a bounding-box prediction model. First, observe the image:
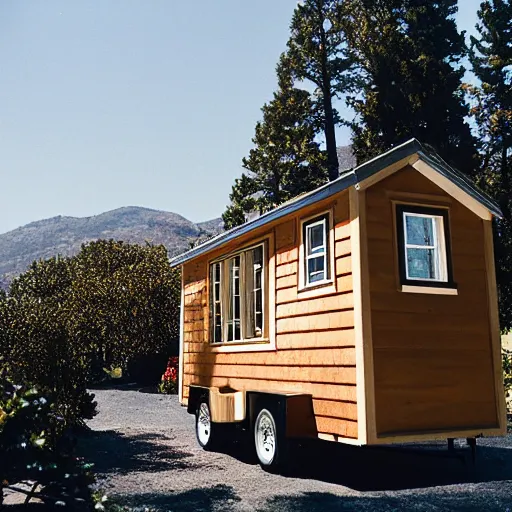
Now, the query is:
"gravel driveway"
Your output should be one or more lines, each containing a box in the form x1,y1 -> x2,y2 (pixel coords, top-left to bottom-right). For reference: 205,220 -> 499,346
81,386 -> 512,511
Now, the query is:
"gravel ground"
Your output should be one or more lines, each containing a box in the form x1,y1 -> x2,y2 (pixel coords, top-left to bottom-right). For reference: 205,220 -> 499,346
79,386 -> 512,512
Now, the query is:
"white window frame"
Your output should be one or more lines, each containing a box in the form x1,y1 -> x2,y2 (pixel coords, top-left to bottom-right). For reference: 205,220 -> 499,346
300,212 -> 333,290
209,242 -> 267,345
402,211 -> 448,283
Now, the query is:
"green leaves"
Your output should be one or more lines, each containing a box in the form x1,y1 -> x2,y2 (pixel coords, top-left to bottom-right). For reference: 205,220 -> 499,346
468,0 -> 512,332
0,240 -> 181,427
223,54 -> 328,229
345,0 -> 478,174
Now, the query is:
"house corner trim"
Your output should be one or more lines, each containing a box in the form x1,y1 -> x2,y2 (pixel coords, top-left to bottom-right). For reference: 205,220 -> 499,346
350,187 -> 376,445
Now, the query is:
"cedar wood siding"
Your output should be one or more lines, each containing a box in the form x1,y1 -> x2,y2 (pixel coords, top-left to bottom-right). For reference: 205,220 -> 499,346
366,166 -> 499,437
182,190 -> 358,440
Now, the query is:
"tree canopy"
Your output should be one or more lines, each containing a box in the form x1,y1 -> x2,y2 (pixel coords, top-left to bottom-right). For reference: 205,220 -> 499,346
223,55 -> 328,229
468,0 -> 512,331
345,0 -> 478,174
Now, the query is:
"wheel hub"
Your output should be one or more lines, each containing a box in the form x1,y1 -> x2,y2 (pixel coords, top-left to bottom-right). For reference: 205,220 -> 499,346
197,402 -> 211,445
256,410 -> 276,464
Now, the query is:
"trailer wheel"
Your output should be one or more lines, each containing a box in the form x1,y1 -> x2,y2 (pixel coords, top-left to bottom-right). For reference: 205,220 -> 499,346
195,398 -> 219,450
254,407 -> 284,470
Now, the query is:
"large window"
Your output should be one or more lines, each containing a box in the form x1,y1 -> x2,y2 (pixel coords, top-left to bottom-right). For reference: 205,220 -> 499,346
396,204 -> 454,288
302,213 -> 331,287
209,243 -> 266,343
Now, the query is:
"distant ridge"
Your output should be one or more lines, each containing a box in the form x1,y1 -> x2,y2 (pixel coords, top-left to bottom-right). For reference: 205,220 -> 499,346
0,206 -> 223,288
1,146 -> 354,288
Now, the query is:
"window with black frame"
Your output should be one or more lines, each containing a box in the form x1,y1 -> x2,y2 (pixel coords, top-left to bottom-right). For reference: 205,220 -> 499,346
395,204 -> 456,289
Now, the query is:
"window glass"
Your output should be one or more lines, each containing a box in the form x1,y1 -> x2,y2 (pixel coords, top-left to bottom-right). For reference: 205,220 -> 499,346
227,256 -> 241,342
210,262 -> 223,343
406,248 -> 436,279
400,209 -> 449,284
406,216 -> 435,246
308,224 -> 325,254
308,257 -> 325,283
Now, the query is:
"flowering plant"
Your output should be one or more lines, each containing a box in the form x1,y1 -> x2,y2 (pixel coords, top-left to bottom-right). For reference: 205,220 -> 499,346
158,357 -> 179,394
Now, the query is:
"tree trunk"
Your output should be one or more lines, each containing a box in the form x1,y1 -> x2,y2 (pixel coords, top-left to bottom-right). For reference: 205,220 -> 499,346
319,16 -> 338,182
323,90 -> 339,181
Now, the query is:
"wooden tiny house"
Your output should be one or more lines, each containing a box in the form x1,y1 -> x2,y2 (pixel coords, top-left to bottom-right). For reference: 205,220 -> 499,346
170,139 -> 506,468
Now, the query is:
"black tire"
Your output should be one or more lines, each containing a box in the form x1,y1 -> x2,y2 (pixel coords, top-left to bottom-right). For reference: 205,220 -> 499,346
195,398 -> 217,450
195,397 -> 230,451
254,407 -> 287,470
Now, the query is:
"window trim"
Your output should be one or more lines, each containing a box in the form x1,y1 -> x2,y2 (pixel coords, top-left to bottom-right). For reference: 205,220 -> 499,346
299,210 -> 335,292
395,204 -> 457,291
208,240 -> 269,346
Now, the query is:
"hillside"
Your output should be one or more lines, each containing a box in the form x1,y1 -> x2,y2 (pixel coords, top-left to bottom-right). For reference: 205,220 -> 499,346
0,207 -> 223,287
0,146 -> 355,289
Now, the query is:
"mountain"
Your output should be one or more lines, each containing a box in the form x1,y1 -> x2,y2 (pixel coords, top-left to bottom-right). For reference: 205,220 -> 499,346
0,207 -> 223,288
0,146 -> 354,289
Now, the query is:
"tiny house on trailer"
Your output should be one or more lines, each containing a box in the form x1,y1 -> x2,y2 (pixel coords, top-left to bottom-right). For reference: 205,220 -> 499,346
169,139 -> 506,469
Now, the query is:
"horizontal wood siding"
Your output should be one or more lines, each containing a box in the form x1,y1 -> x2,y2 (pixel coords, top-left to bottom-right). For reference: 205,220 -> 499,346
366,167 -> 498,436
181,191 -> 358,440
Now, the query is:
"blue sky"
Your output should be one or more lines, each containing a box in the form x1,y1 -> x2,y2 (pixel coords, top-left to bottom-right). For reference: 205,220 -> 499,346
0,1 -> 483,234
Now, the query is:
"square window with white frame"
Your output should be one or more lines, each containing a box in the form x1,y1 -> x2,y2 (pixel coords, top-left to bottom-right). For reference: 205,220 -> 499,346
302,213 -> 331,287
396,204 -> 455,289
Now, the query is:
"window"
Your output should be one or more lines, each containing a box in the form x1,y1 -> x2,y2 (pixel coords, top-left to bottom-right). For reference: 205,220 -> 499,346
210,262 -> 222,342
396,205 -> 455,288
209,243 -> 266,344
302,214 -> 331,287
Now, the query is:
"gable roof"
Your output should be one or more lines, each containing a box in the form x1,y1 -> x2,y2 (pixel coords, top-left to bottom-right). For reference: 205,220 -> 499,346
170,139 -> 502,267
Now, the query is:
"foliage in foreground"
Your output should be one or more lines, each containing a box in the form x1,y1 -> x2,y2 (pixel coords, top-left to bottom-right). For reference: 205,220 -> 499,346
0,367 -> 97,509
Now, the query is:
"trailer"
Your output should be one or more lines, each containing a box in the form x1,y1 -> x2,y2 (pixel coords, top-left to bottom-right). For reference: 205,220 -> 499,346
169,139 -> 506,469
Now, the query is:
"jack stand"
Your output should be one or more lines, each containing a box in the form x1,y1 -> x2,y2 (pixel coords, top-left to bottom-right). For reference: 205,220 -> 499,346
467,437 -> 477,463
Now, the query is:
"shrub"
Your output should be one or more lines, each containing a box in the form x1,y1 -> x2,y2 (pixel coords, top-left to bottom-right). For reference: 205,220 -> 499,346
0,367 -> 96,509
504,348 -> 512,408
158,357 -> 179,394
0,240 -> 181,422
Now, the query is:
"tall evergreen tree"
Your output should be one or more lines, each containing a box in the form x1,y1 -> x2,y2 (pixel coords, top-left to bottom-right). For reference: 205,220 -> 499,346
468,0 -> 512,330
287,0 -> 354,181
345,0 -> 478,175
222,56 -> 327,230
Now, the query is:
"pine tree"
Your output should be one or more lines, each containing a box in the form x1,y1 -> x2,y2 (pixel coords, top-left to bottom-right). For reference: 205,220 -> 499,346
286,0 -> 354,181
222,56 -> 328,230
345,0 -> 478,175
468,0 -> 512,330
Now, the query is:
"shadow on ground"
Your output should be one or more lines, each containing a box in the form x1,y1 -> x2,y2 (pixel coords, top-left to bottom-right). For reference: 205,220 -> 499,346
217,434 -> 512,492
77,429 -> 199,475
255,488 -> 512,512
115,484 -> 242,512
274,438 -> 512,492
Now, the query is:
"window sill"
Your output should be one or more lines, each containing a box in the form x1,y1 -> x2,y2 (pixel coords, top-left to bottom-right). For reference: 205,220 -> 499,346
401,285 -> 458,296
297,280 -> 336,299
208,339 -> 276,353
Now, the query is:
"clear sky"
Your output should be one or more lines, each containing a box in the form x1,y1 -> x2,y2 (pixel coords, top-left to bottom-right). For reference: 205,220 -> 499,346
0,1 -> 483,234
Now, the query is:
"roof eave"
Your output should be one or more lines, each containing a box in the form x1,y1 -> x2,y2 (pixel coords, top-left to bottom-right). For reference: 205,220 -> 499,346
169,172 -> 357,267
170,138 -> 503,267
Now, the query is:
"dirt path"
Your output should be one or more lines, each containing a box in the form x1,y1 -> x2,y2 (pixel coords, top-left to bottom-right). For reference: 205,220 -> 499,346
80,386 -> 512,511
